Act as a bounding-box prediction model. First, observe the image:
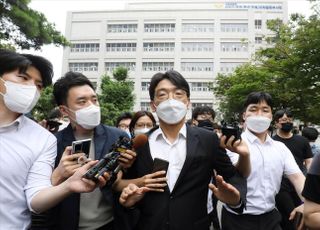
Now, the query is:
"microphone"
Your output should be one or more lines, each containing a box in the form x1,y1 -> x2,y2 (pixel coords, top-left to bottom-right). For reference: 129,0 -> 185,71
83,134 -> 148,182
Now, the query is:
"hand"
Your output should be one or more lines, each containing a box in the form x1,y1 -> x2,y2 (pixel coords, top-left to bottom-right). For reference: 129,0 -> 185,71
119,183 -> 150,208
118,149 -> 137,168
209,175 -> 240,206
220,136 -> 249,157
289,204 -> 305,230
139,171 -> 167,192
52,146 -> 84,185
66,160 -> 110,193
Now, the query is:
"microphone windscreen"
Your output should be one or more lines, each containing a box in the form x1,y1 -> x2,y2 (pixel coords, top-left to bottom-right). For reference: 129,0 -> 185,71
132,134 -> 148,149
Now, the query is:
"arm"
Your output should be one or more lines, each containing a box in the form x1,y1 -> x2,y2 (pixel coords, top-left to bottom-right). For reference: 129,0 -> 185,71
304,198 -> 320,228
287,172 -> 306,201
304,158 -> 312,171
31,161 -> 108,213
113,170 -> 167,192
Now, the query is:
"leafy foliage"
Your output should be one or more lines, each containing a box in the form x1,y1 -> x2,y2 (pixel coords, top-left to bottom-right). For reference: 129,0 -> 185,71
214,4 -> 320,124
32,85 -> 55,121
99,68 -> 135,125
0,0 -> 68,50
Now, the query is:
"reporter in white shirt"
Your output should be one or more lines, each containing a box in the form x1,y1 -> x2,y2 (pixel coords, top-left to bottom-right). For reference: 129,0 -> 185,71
0,49 -> 108,229
223,92 -> 305,230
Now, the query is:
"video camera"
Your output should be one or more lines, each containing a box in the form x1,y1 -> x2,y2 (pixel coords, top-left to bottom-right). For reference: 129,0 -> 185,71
221,121 -> 242,144
83,136 -> 132,183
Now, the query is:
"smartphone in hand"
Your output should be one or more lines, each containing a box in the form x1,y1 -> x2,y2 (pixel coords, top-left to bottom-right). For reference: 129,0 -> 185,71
152,158 -> 169,175
72,139 -> 91,164
221,126 -> 241,144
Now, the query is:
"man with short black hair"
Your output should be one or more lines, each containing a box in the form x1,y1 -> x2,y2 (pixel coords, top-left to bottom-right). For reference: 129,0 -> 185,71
273,108 -> 313,230
119,70 -> 250,230
0,50 -> 107,230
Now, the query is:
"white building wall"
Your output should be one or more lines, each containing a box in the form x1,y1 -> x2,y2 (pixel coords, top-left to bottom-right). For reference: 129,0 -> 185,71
62,0 -> 287,116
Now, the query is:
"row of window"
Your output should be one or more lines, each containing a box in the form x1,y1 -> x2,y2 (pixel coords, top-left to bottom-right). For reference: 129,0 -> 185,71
70,42 -> 249,53
104,22 -> 267,34
69,62 -> 244,73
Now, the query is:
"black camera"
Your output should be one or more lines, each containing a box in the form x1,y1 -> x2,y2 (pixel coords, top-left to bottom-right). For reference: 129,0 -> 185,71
83,136 -> 132,183
221,122 -> 242,144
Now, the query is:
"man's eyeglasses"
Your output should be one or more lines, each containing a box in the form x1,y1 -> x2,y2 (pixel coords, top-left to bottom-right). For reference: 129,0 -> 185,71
155,89 -> 187,101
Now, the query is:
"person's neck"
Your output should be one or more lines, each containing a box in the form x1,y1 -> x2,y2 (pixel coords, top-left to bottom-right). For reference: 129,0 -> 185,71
71,122 -> 94,137
159,119 -> 185,144
0,103 -> 20,127
249,129 -> 268,143
276,129 -> 293,139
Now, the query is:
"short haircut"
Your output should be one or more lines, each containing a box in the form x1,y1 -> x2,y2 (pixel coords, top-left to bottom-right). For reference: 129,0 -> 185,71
53,71 -> 94,106
302,127 -> 319,141
243,92 -> 273,111
129,110 -> 156,133
274,108 -> 293,122
192,106 -> 215,120
0,49 -> 53,87
149,70 -> 190,100
115,112 -> 133,127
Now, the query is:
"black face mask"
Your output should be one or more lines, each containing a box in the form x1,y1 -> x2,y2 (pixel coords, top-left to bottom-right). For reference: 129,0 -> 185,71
281,122 -> 293,132
197,119 -> 214,131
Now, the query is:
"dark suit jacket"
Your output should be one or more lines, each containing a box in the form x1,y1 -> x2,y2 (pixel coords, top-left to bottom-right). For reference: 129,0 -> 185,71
125,125 -> 246,230
50,124 -> 127,230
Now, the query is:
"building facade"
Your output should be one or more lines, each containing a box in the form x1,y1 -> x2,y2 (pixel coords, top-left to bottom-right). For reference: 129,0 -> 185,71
62,0 -> 287,116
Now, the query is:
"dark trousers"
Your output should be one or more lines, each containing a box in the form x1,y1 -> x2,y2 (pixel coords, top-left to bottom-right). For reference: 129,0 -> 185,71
221,207 -> 282,230
276,190 -> 301,230
96,221 -> 114,230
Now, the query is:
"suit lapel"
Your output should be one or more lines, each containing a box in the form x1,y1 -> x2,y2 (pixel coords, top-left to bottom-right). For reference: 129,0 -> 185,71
171,126 -> 199,194
137,141 -> 154,172
94,124 -> 108,160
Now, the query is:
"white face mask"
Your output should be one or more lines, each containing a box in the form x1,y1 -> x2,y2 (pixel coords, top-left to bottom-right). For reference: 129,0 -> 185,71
134,127 -> 151,136
156,99 -> 187,125
72,104 -> 101,130
0,78 -> 40,114
246,115 -> 271,134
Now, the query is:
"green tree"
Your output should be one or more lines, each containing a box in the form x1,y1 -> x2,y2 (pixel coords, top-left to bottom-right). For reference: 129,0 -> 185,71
99,67 -> 135,125
214,5 -> 320,124
0,0 -> 68,50
32,85 -> 56,121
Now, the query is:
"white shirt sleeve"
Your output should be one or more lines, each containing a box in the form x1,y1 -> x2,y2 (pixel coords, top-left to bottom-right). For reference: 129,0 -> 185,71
24,134 -> 57,212
281,144 -> 301,176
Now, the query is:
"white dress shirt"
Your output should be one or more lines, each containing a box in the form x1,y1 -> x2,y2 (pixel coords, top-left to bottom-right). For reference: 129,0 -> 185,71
149,124 -> 187,191
226,129 -> 301,215
0,115 -> 57,229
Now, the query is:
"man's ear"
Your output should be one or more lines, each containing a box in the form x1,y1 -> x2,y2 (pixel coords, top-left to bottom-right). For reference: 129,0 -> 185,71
150,101 -> 156,112
59,105 -> 69,117
242,112 -> 246,122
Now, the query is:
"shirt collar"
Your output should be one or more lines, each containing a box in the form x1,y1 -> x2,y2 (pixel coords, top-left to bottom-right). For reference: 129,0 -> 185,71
0,115 -> 24,132
151,123 -> 187,143
244,128 -> 273,145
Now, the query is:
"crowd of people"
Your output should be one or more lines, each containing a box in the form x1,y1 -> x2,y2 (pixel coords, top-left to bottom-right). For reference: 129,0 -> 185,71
0,49 -> 319,230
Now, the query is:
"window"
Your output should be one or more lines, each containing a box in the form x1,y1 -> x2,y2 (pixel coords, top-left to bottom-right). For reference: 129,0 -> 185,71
221,42 -> 248,52
69,63 -> 98,72
142,62 -> 174,71
255,36 -> 262,44
181,62 -> 214,72
181,42 -> 214,52
190,82 -> 212,92
106,43 -> 137,52
182,23 -> 214,33
141,82 -> 150,91
143,42 -> 175,52
221,23 -> 248,33
220,62 -> 244,73
255,19 -> 262,29
144,23 -> 175,33
70,43 -> 100,52
105,62 -> 136,72
107,24 -> 137,33
192,103 -> 213,109
140,102 -> 151,111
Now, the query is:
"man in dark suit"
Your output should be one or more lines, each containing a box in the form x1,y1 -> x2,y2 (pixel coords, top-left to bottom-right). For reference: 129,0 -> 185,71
47,72 -> 136,230
119,70 -> 250,230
